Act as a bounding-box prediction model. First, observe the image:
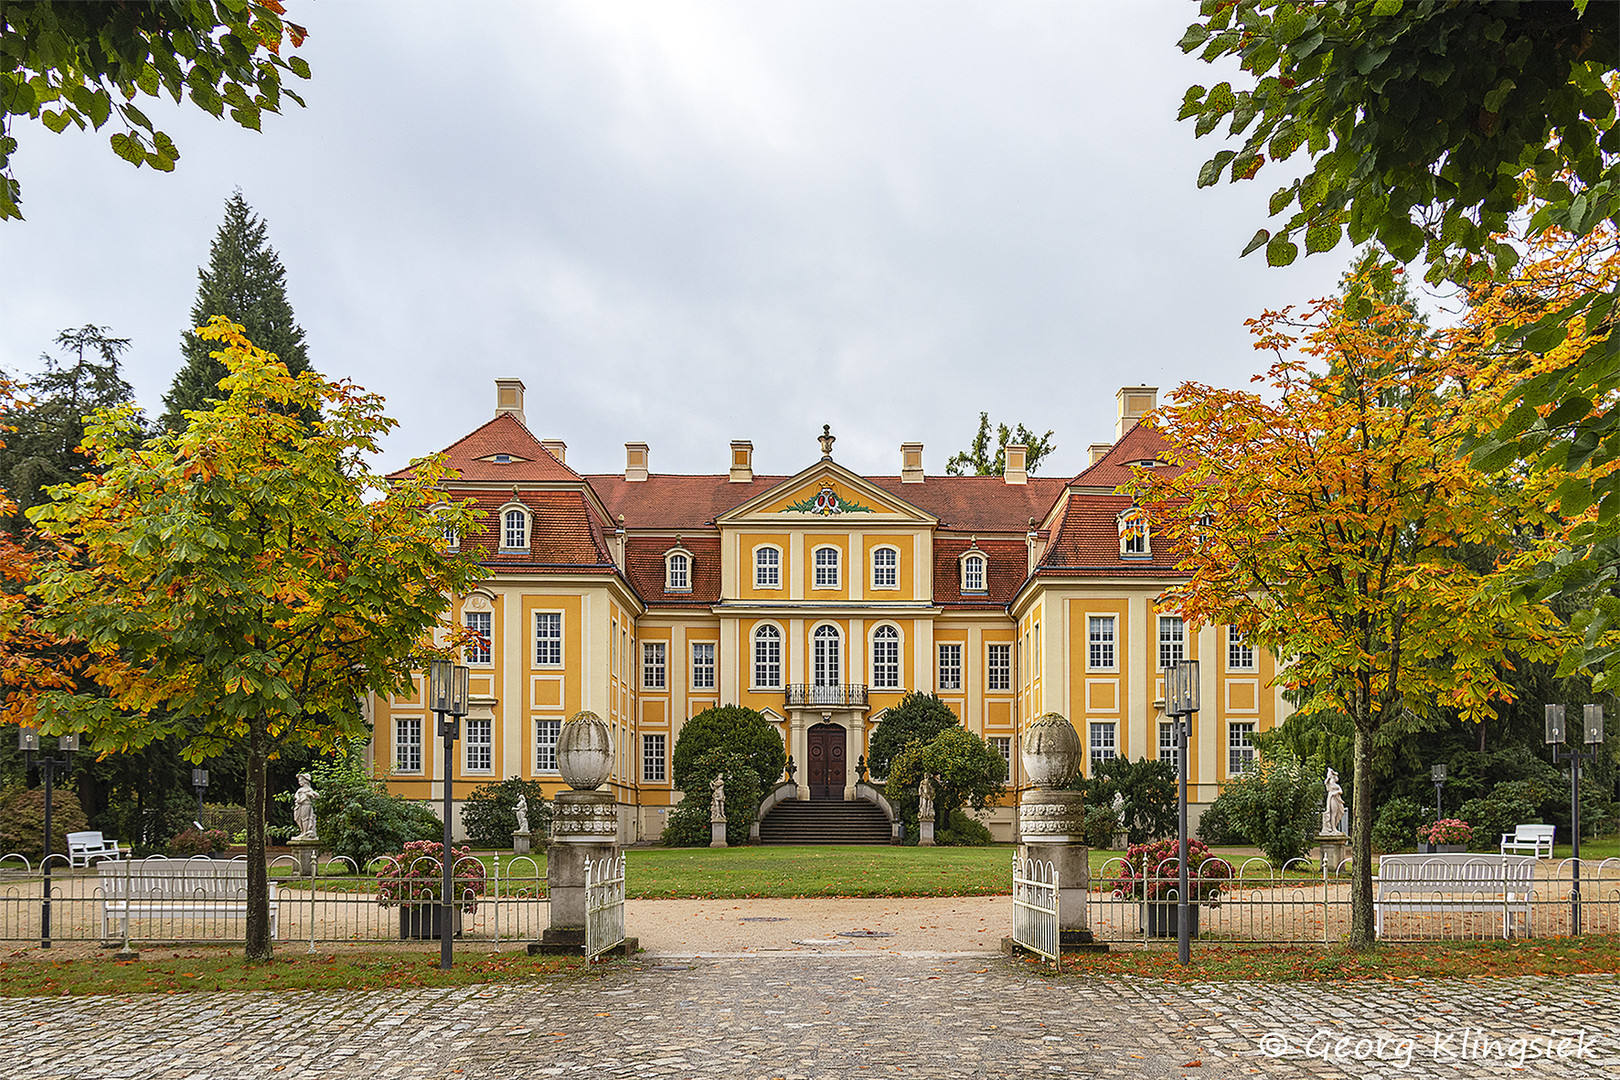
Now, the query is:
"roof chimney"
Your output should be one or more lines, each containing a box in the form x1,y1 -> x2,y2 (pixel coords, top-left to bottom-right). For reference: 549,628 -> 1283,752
494,378 -> 526,427
1003,444 -> 1027,485
729,440 -> 754,483
900,442 -> 924,483
625,442 -> 649,482
1088,443 -> 1113,467
1116,386 -> 1157,440
540,438 -> 566,464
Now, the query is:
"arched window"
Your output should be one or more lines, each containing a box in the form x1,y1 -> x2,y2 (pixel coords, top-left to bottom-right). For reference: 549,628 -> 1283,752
666,551 -> 690,591
871,625 -> 900,689
961,553 -> 986,593
753,624 -> 782,688
502,507 -> 528,550
813,546 -> 841,588
813,624 -> 842,686
871,546 -> 898,588
754,546 -> 781,588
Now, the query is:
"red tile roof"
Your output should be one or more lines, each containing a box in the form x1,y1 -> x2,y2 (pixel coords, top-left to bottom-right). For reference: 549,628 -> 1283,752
390,413 -> 582,484
1036,492 -> 1184,577
868,476 -> 1067,532
587,475 -> 792,530
456,489 -> 615,569
1067,423 -> 1178,491
933,537 -> 1029,608
624,535 -> 723,607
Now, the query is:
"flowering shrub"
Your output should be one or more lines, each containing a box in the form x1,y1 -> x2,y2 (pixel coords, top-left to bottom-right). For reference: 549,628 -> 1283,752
375,840 -> 487,912
1417,818 -> 1473,846
167,827 -> 231,857
1109,837 -> 1231,903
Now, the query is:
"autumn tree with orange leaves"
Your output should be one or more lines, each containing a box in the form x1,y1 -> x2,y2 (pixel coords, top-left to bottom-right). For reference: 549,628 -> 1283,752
26,319 -> 482,960
1130,270 -> 1570,950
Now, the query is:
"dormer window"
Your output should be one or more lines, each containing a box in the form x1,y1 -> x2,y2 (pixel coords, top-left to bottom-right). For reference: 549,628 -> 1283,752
501,505 -> 529,551
665,549 -> 692,592
1119,508 -> 1150,558
432,504 -> 459,551
960,551 -> 987,593
493,454 -> 513,464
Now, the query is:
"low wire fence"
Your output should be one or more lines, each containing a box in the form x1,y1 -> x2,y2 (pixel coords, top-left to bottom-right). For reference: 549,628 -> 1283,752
0,852 -> 548,948
1086,854 -> 1620,944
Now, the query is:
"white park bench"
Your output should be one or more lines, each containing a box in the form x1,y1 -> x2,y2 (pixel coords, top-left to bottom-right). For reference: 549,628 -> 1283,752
99,858 -> 278,940
66,831 -> 122,868
1500,824 -> 1555,858
1375,853 -> 1537,939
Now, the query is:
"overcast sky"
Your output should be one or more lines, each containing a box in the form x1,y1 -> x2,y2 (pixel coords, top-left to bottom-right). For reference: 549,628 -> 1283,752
0,1 -> 1357,481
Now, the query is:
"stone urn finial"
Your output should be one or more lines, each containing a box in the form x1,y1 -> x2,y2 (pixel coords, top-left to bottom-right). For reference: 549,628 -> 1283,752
1021,712 -> 1083,790
558,710 -> 614,790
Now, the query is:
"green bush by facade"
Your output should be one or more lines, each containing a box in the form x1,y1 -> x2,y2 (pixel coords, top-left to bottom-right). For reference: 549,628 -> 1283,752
935,808 -> 994,846
663,750 -> 763,846
1208,748 -> 1323,866
671,705 -> 787,793
866,691 -> 960,779
886,726 -> 1006,839
1083,803 -> 1119,848
1075,756 -> 1177,845
461,777 -> 551,849
307,741 -> 442,868
1194,795 -> 1244,846
1371,796 -> 1423,854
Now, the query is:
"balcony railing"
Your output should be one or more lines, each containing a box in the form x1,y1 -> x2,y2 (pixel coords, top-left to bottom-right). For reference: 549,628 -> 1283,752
785,683 -> 868,709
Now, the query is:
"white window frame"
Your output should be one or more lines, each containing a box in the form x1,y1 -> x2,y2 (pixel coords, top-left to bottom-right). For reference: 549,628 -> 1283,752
812,545 -> 841,589
534,611 -> 563,667
1229,723 -> 1256,775
642,641 -> 666,690
394,717 -> 422,774
871,545 -> 899,589
1119,509 -> 1149,558
871,624 -> 901,690
691,641 -> 716,690
1087,615 -> 1116,671
986,643 -> 1011,691
960,552 -> 987,593
1089,722 -> 1117,768
754,545 -> 782,589
665,551 -> 691,592
753,624 -> 783,689
463,610 -> 492,666
500,505 -> 529,551
812,623 -> 842,686
937,643 -> 963,691
535,718 -> 562,773
1157,615 -> 1185,671
1227,627 -> 1255,670
434,504 -> 458,552
990,736 -> 1013,768
1159,720 -> 1179,769
464,717 -> 492,773
642,733 -> 667,783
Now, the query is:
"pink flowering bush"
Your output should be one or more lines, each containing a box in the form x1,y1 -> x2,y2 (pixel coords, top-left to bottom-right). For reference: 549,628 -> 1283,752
375,840 -> 486,912
1417,818 -> 1473,846
1109,837 -> 1231,903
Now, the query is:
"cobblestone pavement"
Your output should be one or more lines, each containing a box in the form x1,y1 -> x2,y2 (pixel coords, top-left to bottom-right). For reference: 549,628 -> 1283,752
2,953 -> 1615,1080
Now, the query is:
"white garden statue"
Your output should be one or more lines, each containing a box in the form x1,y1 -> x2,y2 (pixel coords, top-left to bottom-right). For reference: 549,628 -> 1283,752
918,774 -> 935,821
1321,768 -> 1346,835
515,794 -> 530,835
292,773 -> 319,841
710,773 -> 726,819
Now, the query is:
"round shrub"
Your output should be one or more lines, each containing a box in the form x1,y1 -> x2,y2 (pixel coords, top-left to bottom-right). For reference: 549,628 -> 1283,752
1195,792 -> 1245,846
1371,796 -> 1422,853
1083,803 -> 1119,849
0,783 -> 89,862
461,777 -> 551,849
671,705 -> 786,793
936,809 -> 994,846
662,750 -> 763,847
167,826 -> 231,857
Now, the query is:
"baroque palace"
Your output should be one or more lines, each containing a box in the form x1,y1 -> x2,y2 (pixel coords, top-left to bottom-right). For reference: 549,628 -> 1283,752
368,381 -> 1288,842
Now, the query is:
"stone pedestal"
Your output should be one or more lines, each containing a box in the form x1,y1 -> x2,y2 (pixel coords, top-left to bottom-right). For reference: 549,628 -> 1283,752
512,830 -> 531,856
710,815 -> 727,848
918,813 -> 935,846
288,837 -> 319,876
531,789 -> 617,956
1316,831 -> 1349,872
1019,789 -> 1099,948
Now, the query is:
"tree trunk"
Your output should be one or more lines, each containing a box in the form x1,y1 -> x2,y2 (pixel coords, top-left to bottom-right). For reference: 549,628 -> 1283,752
245,716 -> 273,961
1345,722 -> 1377,950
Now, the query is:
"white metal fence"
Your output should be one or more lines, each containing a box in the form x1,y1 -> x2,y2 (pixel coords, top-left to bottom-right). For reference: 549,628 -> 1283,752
0,852 -> 549,947
1011,852 -> 1059,961
584,853 -> 626,960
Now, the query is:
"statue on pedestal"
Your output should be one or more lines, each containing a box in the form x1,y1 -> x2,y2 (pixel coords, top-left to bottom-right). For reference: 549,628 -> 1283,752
292,773 -> 319,841
1321,768 -> 1346,835
515,794 -> 530,835
710,773 -> 726,819
918,774 -> 935,821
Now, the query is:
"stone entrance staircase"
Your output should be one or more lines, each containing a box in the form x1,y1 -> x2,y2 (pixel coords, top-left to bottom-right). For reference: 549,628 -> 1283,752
758,799 -> 891,845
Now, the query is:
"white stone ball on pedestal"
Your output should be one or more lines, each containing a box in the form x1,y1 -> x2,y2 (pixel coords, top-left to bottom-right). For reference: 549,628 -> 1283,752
558,710 -> 614,791
1021,712 -> 1083,791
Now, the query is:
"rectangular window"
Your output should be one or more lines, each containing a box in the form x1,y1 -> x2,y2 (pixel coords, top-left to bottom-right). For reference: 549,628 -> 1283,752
534,612 -> 562,666
872,547 -> 897,588
1089,722 -> 1117,768
642,641 -> 666,690
643,734 -> 667,783
1229,723 -> 1256,775
937,643 -> 963,691
814,546 -> 840,588
754,629 -> 782,688
987,644 -> 1011,691
991,736 -> 1013,767
394,718 -> 422,773
1087,616 -> 1116,670
1228,628 -> 1255,670
464,718 -> 492,772
1159,720 -> 1178,770
536,719 -> 562,772
755,547 -> 780,588
464,611 -> 492,666
1158,615 -> 1185,670
871,630 -> 900,689
691,642 -> 716,690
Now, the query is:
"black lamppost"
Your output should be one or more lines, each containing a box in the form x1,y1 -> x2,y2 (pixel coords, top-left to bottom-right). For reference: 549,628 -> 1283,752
1545,704 -> 1604,935
18,726 -> 79,949
1431,763 -> 1446,824
191,768 -> 210,823
430,658 -> 470,971
1166,658 -> 1200,967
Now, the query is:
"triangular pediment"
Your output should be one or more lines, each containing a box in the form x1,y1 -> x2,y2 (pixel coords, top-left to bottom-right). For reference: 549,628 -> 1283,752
718,460 -> 937,525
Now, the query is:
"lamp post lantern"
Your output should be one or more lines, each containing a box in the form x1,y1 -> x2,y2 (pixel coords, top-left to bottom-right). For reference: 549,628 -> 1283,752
430,658 -> 470,970
1166,659 -> 1200,966
1545,704 -> 1604,934
191,768 -> 210,823
19,726 -> 79,949
1430,763 -> 1446,825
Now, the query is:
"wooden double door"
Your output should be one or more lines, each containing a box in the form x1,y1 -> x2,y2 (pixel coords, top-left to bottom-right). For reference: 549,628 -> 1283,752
806,723 -> 847,800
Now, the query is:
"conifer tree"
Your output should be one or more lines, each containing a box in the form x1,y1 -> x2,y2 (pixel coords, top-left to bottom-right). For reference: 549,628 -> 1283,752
161,192 -> 311,432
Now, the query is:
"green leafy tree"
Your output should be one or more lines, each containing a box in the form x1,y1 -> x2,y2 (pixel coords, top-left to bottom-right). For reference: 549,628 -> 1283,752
866,691 -> 960,780
945,412 -> 1057,476
461,776 -> 551,850
1077,756 -> 1178,846
305,741 -> 442,868
662,749 -> 762,847
886,727 -> 1006,843
162,192 -> 311,431
671,705 -> 786,794
0,1 -> 312,219
1208,749 -> 1324,867
26,318 -> 482,960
